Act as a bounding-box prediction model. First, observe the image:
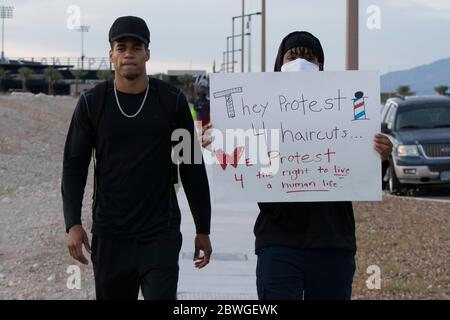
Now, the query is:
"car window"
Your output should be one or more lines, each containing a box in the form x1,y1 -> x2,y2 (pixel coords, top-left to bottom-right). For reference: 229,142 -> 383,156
395,104 -> 450,130
381,103 -> 392,123
386,105 -> 397,129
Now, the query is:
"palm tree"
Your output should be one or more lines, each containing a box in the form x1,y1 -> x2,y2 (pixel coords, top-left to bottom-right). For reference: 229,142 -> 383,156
44,67 -> 62,95
178,74 -> 194,103
97,70 -> 114,81
0,68 -> 10,92
396,85 -> 412,97
435,85 -> 449,96
18,67 -> 34,92
71,69 -> 88,96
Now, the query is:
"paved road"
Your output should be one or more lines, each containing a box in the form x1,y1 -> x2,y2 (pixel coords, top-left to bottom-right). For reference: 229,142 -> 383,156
385,185 -> 450,202
413,185 -> 450,201
177,188 -> 259,300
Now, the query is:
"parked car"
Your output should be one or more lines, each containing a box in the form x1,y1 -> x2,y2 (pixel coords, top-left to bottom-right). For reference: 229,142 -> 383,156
381,95 -> 450,195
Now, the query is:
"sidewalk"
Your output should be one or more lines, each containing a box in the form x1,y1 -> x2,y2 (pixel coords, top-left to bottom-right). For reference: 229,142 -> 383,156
176,186 -> 260,300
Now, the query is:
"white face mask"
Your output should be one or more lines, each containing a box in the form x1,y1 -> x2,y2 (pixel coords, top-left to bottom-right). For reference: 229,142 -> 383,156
281,58 -> 320,72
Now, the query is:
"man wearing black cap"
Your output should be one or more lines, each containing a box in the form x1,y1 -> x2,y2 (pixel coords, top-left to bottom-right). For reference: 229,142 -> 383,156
252,31 -> 392,300
62,16 -> 212,300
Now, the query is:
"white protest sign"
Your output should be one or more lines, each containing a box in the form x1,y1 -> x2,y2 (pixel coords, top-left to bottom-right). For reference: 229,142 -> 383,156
209,71 -> 381,202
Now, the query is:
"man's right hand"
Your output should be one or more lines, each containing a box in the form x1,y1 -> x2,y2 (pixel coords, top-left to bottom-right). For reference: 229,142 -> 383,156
67,224 -> 91,265
199,122 -> 212,150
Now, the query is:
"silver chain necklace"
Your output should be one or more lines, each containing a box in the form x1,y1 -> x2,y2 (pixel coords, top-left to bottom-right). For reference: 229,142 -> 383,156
114,80 -> 149,118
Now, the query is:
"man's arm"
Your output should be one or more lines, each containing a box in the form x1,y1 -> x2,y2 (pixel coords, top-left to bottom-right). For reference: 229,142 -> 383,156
62,94 -> 93,231
175,92 -> 212,268
62,94 -> 93,264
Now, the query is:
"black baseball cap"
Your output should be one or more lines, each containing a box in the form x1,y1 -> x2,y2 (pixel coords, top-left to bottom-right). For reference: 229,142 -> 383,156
109,16 -> 150,46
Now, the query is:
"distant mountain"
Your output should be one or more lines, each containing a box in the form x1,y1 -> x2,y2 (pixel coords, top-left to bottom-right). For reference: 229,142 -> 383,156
381,58 -> 450,95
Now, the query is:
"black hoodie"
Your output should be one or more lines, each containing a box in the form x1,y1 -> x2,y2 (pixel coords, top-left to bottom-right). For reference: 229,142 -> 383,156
254,31 -> 357,253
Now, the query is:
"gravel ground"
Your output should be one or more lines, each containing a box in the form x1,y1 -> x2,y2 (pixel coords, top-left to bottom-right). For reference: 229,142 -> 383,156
353,198 -> 449,299
0,93 -> 95,299
0,93 -> 448,300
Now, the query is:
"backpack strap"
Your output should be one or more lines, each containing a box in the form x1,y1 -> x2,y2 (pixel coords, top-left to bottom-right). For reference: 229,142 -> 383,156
90,80 -> 113,142
151,77 -> 179,134
86,79 -> 112,213
151,77 -> 181,184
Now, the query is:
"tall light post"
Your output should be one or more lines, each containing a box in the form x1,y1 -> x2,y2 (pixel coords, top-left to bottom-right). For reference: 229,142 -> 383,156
232,16 -> 236,72
0,6 -> 14,61
247,16 -> 252,72
227,33 -> 250,73
346,0 -> 359,70
241,0 -> 245,72
231,12 -> 261,72
261,0 -> 266,72
76,25 -> 90,70
222,49 -> 241,72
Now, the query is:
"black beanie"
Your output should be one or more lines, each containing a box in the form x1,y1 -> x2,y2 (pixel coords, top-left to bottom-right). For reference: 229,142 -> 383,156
274,31 -> 324,72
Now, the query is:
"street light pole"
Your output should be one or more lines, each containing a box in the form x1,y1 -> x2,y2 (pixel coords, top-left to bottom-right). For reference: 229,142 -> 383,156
247,16 -> 252,72
228,33 -> 250,72
227,36 -> 230,72
232,17 -> 236,72
346,0 -> 359,70
261,0 -> 266,72
0,6 -> 14,61
241,0 -> 245,72
231,12 -> 261,73
223,50 -> 241,73
76,25 -> 90,70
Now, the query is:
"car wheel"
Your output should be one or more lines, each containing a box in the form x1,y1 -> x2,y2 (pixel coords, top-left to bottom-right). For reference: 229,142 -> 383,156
389,164 -> 403,195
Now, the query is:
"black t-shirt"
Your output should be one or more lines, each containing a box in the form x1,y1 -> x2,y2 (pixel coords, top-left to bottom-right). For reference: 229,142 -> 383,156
255,202 -> 356,253
254,162 -> 390,253
62,80 -> 211,238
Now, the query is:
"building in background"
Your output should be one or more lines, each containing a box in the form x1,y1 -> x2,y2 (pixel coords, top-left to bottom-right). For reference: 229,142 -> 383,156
0,56 -> 112,95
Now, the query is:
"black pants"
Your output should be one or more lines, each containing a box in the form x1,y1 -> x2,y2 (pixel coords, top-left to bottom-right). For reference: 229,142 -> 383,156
91,231 -> 182,300
256,246 -> 355,300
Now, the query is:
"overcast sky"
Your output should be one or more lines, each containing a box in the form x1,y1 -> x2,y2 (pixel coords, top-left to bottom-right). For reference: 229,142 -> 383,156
6,0 -> 450,74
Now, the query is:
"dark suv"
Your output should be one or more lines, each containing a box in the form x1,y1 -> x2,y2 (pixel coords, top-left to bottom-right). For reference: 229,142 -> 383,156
381,96 -> 450,194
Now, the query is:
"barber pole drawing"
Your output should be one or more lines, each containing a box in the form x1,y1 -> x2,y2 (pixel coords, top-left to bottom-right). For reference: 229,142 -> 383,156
213,87 -> 243,119
353,91 -> 368,121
